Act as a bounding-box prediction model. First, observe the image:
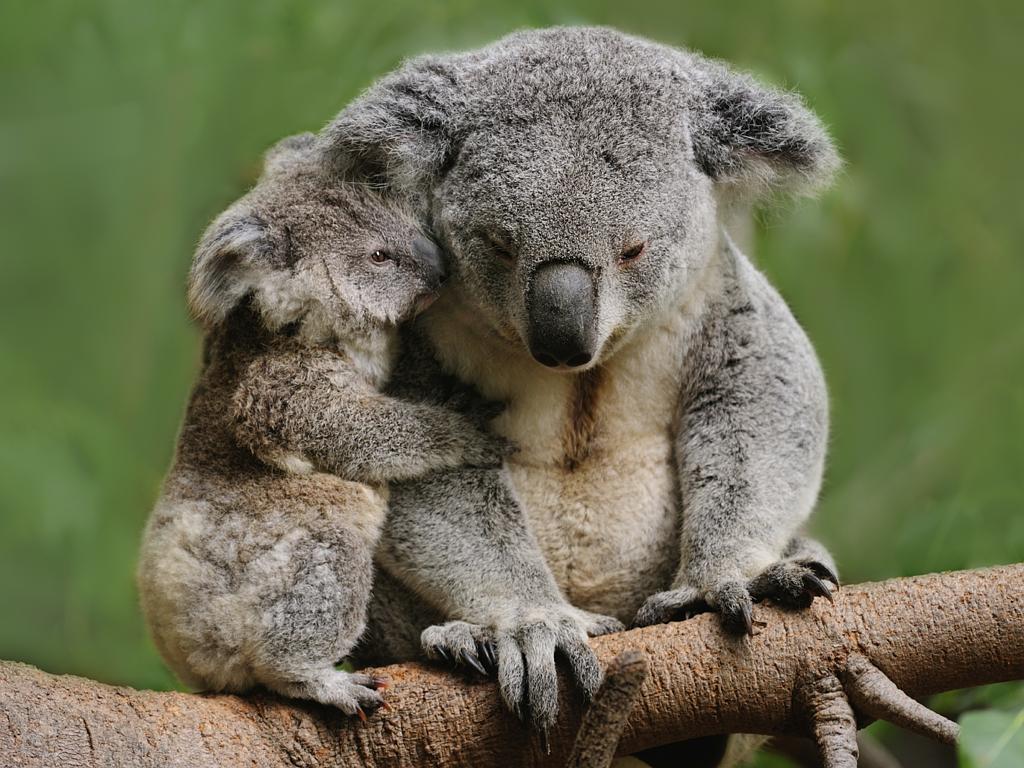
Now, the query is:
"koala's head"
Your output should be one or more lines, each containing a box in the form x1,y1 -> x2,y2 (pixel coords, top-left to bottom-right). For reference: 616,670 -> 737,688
326,27 -> 839,369
188,132 -> 446,338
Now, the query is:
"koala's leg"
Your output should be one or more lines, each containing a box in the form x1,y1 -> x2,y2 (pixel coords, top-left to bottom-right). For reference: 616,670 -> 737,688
634,251 -> 831,636
243,522 -> 385,716
375,467 -> 624,733
140,473 -> 386,716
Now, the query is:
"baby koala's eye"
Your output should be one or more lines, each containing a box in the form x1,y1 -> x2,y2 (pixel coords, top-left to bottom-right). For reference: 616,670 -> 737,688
369,249 -> 393,265
618,241 -> 647,266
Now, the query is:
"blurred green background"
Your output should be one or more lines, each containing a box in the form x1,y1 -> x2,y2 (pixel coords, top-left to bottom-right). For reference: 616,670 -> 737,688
1,1 -> 1021,765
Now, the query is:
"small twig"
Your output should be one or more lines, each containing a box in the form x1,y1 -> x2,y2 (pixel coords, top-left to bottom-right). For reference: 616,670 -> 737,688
567,650 -> 649,768
844,653 -> 960,745
803,674 -> 859,768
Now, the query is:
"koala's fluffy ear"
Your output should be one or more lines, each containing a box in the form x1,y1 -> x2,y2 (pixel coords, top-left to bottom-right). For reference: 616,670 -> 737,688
187,210 -> 281,328
323,57 -> 464,188
685,59 -> 840,199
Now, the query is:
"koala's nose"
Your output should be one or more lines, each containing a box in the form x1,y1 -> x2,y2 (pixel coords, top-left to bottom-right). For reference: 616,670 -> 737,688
526,261 -> 598,370
412,236 -> 447,288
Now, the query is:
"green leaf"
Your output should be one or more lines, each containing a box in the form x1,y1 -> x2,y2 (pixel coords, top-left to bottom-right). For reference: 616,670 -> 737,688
959,709 -> 1024,768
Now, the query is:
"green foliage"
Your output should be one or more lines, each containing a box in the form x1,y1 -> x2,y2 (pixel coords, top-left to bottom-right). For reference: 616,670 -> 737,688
0,0 -> 1021,721
960,709 -> 1024,768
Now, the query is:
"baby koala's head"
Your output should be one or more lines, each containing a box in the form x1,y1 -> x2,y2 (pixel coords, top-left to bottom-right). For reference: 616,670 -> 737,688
188,133 -> 445,338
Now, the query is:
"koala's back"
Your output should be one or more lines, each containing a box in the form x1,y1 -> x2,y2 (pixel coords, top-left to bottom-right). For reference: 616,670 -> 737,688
137,311 -> 386,691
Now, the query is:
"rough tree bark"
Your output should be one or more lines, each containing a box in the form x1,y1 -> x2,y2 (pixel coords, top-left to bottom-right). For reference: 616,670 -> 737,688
2,565 -> 1021,768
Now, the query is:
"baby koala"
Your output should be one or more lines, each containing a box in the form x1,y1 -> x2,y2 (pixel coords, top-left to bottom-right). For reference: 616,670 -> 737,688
137,133 -> 506,716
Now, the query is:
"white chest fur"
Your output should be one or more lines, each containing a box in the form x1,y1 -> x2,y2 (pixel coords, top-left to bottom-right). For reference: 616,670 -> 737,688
425,287 -> 710,621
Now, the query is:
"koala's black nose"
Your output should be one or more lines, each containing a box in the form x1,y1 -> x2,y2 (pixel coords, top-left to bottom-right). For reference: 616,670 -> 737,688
526,261 -> 598,370
412,236 -> 447,287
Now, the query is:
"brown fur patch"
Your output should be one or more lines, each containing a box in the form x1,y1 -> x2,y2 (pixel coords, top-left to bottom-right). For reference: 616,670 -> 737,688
562,366 -> 605,471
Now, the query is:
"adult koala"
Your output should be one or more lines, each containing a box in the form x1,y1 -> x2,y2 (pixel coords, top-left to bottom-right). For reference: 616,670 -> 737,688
327,26 -> 840,748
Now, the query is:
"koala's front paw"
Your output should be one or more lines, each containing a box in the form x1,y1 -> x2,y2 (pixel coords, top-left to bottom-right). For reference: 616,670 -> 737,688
422,620 -> 496,676
634,582 -> 755,634
632,585 -> 709,628
575,608 -> 626,637
634,560 -> 839,636
748,559 -> 839,609
421,606 -> 615,737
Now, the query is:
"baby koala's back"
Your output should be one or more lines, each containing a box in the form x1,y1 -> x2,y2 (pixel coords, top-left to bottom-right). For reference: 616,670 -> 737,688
139,304 -> 387,692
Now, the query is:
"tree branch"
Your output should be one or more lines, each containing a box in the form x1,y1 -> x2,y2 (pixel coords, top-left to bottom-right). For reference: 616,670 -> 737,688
1,565 -> 1021,767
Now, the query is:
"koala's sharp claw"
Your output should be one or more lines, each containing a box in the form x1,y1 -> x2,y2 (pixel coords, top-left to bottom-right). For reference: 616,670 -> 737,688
805,560 -> 841,587
539,728 -> 551,755
480,640 -> 497,670
435,646 -> 450,663
740,601 -> 754,635
355,706 -> 368,723
460,648 -> 488,676
371,676 -> 390,690
803,572 -> 834,602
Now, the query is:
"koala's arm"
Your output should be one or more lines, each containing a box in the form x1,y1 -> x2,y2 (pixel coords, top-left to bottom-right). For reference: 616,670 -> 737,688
377,467 -> 623,730
229,341 -> 507,483
637,249 -> 831,633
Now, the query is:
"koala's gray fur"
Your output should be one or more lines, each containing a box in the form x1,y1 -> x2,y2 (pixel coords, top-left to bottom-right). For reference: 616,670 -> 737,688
324,27 -> 841,753
136,133 -> 510,714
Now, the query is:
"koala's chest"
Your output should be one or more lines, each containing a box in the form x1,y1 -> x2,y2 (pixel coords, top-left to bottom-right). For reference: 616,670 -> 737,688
495,346 -> 687,621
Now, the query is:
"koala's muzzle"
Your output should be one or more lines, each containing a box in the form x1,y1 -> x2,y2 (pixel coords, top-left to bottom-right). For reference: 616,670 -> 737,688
526,262 -> 597,369
413,236 -> 447,289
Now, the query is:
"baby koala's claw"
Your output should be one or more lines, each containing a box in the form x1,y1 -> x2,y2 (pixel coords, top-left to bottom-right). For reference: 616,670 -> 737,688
355,705 -> 368,723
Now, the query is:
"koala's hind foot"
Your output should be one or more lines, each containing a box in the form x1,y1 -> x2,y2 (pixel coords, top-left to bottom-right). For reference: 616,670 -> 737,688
273,669 -> 387,718
420,607 -> 624,734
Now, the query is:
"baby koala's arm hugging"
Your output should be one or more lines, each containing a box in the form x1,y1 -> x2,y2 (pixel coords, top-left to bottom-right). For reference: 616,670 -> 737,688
229,336 -> 510,483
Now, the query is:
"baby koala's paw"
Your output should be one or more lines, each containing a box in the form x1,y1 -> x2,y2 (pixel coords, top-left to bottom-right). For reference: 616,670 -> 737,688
278,670 -> 387,720
460,431 -> 517,469
443,386 -> 508,428
748,559 -> 839,610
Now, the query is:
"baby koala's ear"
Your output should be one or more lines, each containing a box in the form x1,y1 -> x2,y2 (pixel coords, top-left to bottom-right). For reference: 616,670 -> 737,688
684,57 -> 841,200
187,208 -> 281,328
